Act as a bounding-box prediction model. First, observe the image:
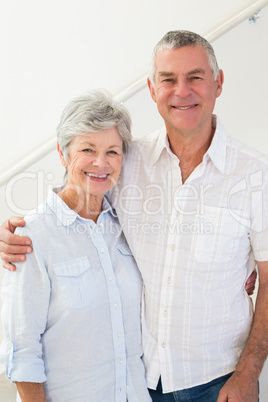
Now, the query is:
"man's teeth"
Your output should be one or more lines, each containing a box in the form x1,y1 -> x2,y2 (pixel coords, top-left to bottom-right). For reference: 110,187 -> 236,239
174,105 -> 197,110
86,173 -> 108,178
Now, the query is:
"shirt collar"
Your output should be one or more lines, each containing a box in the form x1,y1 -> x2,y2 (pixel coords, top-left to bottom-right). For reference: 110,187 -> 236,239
150,115 -> 228,174
150,127 -> 178,166
46,187 -> 116,226
102,196 -> 117,218
204,115 -> 227,174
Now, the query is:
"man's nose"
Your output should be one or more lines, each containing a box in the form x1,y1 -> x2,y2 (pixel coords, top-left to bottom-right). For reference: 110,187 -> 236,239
173,79 -> 191,97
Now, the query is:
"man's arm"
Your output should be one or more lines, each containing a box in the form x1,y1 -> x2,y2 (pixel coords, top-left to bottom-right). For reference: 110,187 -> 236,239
217,261 -> 268,402
0,217 -> 258,295
0,217 -> 32,271
16,382 -> 46,402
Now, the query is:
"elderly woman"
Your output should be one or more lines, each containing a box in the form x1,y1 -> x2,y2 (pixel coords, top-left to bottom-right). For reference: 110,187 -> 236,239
1,90 -> 152,402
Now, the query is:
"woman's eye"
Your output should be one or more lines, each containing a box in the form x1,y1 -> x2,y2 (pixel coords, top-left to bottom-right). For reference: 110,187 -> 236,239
82,148 -> 93,153
108,150 -> 118,155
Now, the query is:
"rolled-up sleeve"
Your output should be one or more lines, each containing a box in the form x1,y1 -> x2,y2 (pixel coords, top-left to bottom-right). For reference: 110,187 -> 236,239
251,179 -> 268,262
1,228 -> 50,383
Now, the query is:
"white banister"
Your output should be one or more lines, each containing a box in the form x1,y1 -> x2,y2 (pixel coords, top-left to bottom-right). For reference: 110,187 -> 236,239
1,0 -> 267,187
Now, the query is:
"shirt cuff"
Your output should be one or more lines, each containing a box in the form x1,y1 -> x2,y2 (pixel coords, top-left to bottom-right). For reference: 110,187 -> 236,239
254,251 -> 268,262
1,340 -> 46,383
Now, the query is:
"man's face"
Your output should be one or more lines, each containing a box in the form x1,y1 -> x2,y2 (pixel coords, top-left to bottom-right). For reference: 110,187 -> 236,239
148,45 -> 223,138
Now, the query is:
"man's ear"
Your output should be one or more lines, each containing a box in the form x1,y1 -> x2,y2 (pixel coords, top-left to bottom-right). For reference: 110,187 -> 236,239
215,69 -> 224,98
147,77 -> 157,103
57,142 -> 68,168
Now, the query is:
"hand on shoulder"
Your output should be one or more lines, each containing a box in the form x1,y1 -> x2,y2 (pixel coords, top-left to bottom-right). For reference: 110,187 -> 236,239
0,217 -> 32,271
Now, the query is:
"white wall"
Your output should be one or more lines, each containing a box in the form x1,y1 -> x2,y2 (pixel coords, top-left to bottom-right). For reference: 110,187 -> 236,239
1,1 -> 268,393
0,0 -> 264,178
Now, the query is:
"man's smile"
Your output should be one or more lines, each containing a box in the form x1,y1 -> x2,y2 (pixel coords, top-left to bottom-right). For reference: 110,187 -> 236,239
171,104 -> 198,110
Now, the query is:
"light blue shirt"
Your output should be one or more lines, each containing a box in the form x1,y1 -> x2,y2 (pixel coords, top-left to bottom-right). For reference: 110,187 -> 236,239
1,188 -> 151,402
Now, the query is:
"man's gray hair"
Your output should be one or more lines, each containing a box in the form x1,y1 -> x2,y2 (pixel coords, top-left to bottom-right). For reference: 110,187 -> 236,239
149,30 -> 220,84
57,89 -> 132,162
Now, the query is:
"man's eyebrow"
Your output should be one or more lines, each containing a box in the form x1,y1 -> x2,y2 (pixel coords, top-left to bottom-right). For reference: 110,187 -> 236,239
187,68 -> 206,75
157,69 -> 206,78
157,71 -> 175,77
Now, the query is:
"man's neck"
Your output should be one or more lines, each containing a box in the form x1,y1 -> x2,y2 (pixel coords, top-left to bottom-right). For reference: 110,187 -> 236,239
167,122 -> 216,183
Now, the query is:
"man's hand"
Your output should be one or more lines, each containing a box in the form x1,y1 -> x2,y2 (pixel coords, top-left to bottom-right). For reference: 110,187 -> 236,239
245,269 -> 257,296
0,217 -> 32,271
217,371 -> 259,401
218,261 -> 268,402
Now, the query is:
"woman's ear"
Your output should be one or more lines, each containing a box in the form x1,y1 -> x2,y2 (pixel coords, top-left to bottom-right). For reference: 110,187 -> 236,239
57,142 -> 68,168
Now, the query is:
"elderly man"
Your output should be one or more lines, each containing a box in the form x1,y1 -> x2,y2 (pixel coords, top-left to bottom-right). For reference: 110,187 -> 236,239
1,31 -> 267,401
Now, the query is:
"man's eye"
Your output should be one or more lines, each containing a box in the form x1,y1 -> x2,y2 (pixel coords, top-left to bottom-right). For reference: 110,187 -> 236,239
163,78 -> 173,82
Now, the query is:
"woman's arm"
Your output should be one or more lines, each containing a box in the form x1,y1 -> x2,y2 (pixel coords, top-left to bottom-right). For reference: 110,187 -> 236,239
16,382 -> 46,402
1,226 -> 50,387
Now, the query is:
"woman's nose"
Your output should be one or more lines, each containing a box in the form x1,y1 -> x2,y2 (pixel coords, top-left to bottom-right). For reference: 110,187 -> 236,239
92,153 -> 108,168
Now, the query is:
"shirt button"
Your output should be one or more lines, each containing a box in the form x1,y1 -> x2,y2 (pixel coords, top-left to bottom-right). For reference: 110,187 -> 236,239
114,303 -> 118,308
163,310 -> 167,317
100,248 -> 105,253
162,342 -> 166,348
171,244 -> 175,251
99,223 -> 104,227
108,276 -> 112,281
167,277 -> 171,284
119,359 -> 123,364
117,332 -> 121,337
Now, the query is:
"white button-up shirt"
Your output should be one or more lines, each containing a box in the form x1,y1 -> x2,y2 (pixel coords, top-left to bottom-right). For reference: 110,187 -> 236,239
111,116 -> 268,392
1,189 -> 152,402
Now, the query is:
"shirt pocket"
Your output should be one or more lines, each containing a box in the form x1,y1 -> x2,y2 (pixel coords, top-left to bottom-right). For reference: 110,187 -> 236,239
194,206 -> 250,264
52,256 -> 98,309
117,242 -> 142,284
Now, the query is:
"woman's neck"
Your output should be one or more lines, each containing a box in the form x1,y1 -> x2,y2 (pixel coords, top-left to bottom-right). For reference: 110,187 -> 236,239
57,186 -> 103,223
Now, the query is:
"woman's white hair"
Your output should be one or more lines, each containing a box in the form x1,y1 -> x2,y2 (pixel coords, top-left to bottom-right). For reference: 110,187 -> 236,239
57,89 -> 132,162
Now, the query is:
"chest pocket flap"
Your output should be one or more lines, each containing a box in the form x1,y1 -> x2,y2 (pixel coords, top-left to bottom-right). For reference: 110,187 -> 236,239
53,256 -> 90,277
52,256 -> 97,308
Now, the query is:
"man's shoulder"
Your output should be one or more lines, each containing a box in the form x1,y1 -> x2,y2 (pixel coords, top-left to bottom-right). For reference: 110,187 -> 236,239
130,128 -> 165,151
227,134 -> 268,167
125,128 -> 166,166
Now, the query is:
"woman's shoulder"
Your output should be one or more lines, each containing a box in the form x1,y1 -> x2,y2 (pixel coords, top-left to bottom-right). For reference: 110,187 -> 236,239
15,200 -> 53,237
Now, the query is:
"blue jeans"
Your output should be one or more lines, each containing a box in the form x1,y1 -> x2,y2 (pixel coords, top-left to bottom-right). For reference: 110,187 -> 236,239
148,373 -> 234,402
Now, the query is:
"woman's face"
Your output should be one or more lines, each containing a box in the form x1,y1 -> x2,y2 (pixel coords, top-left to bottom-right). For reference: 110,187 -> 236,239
61,127 -> 123,197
